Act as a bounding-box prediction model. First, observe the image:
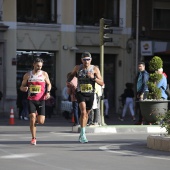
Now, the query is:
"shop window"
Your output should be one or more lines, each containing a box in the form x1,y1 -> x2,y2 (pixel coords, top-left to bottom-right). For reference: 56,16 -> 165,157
76,0 -> 119,26
17,0 -> 57,23
153,0 -> 170,30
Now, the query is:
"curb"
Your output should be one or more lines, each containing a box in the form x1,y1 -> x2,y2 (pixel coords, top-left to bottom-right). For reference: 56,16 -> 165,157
147,135 -> 170,152
72,125 -> 167,134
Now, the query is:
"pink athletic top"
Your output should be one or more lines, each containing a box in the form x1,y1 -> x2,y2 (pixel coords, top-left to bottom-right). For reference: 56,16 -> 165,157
27,71 -> 46,100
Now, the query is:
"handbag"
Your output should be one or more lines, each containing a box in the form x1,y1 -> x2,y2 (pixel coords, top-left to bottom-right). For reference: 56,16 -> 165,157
161,84 -> 170,98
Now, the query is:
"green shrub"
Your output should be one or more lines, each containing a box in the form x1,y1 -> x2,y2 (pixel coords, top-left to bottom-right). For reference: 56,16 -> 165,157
149,56 -> 163,72
147,56 -> 163,99
157,110 -> 170,135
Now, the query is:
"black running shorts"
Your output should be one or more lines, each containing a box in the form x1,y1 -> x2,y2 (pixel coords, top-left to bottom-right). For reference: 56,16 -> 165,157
28,100 -> 45,116
76,92 -> 94,110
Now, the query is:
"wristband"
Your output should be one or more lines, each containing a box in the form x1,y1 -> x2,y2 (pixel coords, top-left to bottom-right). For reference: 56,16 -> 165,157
91,77 -> 96,81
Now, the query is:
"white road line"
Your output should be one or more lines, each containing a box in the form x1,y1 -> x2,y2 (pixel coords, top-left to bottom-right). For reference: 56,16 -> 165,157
0,148 -> 71,170
0,134 -> 20,136
0,153 -> 42,159
99,143 -> 170,161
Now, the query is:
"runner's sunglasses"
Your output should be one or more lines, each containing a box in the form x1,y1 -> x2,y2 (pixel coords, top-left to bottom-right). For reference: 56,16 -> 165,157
83,58 -> 91,61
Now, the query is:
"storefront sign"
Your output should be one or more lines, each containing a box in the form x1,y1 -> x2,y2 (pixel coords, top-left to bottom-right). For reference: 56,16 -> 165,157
140,41 -> 153,56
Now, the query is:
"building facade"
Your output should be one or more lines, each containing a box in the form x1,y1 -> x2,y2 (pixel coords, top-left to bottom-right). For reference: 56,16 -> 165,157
132,0 -> 170,83
0,0 -> 135,115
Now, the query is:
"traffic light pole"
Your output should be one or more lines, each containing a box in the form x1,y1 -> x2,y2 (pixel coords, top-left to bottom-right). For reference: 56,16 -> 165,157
100,44 -> 106,126
99,18 -> 112,126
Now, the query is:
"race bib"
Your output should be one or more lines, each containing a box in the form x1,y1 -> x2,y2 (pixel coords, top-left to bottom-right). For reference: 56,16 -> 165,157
80,84 -> 93,93
29,85 -> 41,93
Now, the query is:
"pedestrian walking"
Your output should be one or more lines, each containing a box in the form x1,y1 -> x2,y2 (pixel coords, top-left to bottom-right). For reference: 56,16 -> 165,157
119,83 -> 135,121
20,58 -> 51,145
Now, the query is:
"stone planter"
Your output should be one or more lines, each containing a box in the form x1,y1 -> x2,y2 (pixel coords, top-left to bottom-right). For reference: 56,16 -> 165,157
138,100 -> 169,123
147,135 -> 170,152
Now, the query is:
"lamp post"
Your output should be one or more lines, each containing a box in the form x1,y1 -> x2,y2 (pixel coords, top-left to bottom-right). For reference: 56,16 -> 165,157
136,0 -> 139,74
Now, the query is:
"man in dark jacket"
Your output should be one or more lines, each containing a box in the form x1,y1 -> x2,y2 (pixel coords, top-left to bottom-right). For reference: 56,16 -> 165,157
135,62 -> 149,125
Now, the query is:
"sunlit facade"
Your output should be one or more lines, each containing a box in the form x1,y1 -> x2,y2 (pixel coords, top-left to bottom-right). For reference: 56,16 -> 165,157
0,0 -> 134,114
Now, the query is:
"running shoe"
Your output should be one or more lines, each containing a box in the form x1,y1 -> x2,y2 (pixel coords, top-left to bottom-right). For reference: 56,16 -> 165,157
132,117 -> 136,121
31,138 -> 36,145
118,117 -> 124,121
79,134 -> 88,143
24,117 -> 29,120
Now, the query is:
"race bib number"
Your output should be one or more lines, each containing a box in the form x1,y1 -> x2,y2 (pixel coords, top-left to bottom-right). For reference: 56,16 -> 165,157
80,84 -> 93,93
29,85 -> 41,93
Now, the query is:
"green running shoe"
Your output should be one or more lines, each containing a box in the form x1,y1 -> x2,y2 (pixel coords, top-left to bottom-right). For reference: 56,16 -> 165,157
79,134 -> 88,143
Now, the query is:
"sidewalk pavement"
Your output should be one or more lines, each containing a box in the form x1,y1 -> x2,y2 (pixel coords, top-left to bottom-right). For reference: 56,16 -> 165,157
0,112 -> 166,134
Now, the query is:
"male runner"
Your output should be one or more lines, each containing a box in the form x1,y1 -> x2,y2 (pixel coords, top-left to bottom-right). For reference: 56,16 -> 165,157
20,58 -> 51,145
67,52 -> 104,143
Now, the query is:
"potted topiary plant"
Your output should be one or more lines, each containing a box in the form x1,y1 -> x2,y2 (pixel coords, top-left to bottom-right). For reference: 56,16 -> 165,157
141,56 -> 170,151
139,56 -> 169,124
147,56 -> 163,99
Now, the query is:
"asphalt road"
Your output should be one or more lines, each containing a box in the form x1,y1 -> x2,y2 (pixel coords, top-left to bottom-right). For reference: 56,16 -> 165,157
0,121 -> 170,170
